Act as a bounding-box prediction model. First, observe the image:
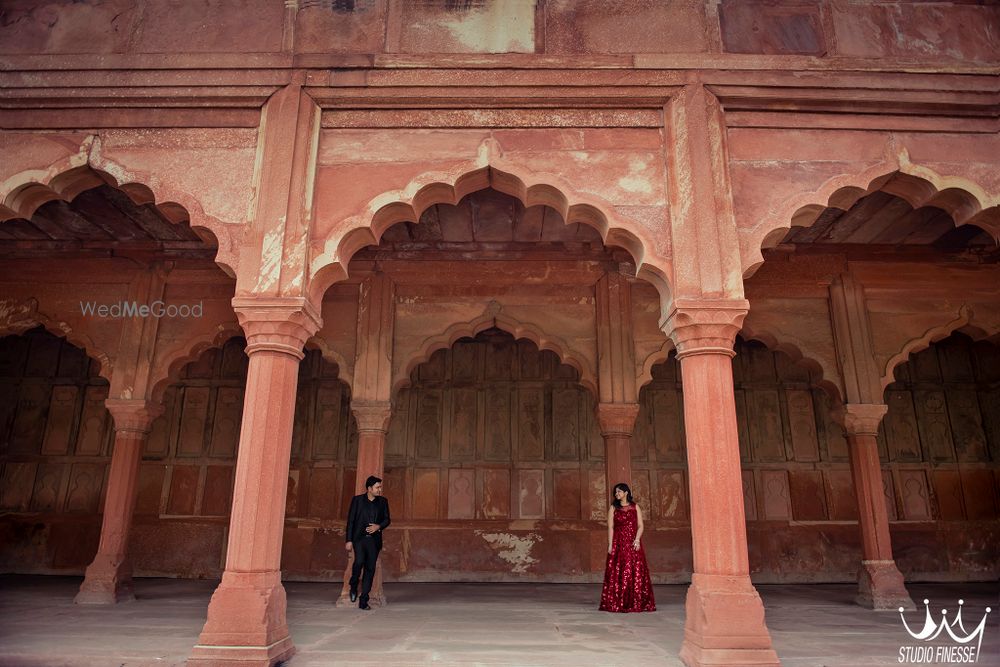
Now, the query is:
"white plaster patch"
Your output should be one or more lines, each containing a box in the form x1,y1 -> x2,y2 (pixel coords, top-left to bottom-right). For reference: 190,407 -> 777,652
436,0 -> 535,54
617,157 -> 654,195
255,224 -> 284,292
475,531 -> 542,574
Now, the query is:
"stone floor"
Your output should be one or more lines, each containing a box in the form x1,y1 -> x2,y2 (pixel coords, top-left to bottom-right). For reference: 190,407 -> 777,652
0,576 -> 997,667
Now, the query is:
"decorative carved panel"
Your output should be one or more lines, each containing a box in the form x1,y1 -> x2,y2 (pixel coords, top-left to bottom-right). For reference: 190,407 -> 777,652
176,387 -> 210,457
650,388 -> 684,463
481,468 -> 510,518
913,390 -> 955,462
449,387 -> 477,460
761,469 -> 791,520
414,390 -> 443,460
41,385 -> 78,456
517,387 -> 544,461
518,469 -> 545,519
483,386 -> 511,461
74,385 -> 108,456
551,388 -> 580,460
209,387 -> 242,458
785,389 -> 820,461
945,389 -> 988,462
30,463 -> 64,512
747,389 -> 784,461
884,390 -> 922,461
64,462 -> 103,513
447,468 -> 475,519
656,470 -> 688,520
12,383 -> 50,454
898,470 -> 931,520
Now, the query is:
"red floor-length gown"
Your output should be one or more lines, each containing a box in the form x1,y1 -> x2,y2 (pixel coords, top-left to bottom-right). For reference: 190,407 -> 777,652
599,504 -> 656,612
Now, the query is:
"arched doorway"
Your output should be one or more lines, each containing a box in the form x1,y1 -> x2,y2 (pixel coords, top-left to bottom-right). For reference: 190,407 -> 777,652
382,328 -> 602,582
0,326 -> 111,572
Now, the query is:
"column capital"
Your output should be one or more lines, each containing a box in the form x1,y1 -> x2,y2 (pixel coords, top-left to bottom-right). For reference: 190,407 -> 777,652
663,298 -> 748,359
104,399 -> 163,435
352,400 -> 392,433
596,403 -> 640,437
834,402 -> 888,436
232,296 -> 322,359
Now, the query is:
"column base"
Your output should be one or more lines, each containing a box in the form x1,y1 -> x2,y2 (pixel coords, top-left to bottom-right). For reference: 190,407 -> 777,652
336,554 -> 387,608
188,571 -> 295,667
75,555 -> 134,604
857,559 -> 915,611
679,574 -> 780,667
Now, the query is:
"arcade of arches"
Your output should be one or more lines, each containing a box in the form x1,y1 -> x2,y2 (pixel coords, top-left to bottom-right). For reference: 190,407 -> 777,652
2,4 -> 1000,664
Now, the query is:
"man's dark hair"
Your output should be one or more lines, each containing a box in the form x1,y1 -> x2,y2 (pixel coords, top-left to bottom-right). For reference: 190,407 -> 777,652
365,475 -> 382,490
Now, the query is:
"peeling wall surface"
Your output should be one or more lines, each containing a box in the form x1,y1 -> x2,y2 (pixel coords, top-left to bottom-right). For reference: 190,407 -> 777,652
1,0 -> 999,597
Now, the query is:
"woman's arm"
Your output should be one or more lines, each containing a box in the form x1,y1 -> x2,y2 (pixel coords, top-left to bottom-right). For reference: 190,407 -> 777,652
607,507 -> 615,553
633,505 -> 644,550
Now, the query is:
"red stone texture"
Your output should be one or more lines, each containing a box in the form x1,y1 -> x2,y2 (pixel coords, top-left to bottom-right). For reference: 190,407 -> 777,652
1,3 -> 999,665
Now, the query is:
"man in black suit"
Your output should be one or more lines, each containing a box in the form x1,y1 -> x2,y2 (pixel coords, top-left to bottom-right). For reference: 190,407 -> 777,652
345,475 -> 391,610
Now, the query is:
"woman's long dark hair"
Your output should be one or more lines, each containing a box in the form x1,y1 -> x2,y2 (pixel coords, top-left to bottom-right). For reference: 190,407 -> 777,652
611,482 -> 635,508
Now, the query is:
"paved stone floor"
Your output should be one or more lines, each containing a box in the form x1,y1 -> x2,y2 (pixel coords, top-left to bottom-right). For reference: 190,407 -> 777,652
0,576 -> 997,667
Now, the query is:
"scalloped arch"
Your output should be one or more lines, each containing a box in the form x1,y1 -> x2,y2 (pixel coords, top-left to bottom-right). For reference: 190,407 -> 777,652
636,339 -> 676,394
1,162 -> 238,279
304,337 -> 353,392
394,311 -> 597,399
309,164 -> 674,309
744,160 -> 1000,279
880,306 -> 980,392
0,312 -> 112,382
738,327 -> 843,404
148,324 -> 244,403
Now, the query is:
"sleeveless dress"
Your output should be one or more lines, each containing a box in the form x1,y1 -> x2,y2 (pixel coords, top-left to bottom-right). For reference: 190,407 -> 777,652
599,504 -> 656,612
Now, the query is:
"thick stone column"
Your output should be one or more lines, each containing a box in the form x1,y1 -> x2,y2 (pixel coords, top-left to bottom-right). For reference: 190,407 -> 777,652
189,297 -> 320,667
839,403 -> 914,611
596,403 -> 640,492
75,399 -> 162,604
337,400 -> 392,608
666,300 -> 779,667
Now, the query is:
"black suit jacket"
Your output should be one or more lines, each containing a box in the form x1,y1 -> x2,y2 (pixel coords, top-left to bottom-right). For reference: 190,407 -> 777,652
345,494 -> 391,550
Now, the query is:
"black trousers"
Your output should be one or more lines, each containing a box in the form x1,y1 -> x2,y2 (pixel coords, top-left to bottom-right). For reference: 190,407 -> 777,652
349,538 -> 380,606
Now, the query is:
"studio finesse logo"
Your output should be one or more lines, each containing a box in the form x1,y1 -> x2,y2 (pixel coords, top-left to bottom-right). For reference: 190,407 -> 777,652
898,599 -> 991,664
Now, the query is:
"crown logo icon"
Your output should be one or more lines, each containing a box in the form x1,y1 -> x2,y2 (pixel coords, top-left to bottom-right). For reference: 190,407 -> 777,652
899,599 -> 991,655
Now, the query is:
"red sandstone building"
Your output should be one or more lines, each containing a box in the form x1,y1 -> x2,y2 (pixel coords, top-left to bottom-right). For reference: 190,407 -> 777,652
1,2 -> 998,666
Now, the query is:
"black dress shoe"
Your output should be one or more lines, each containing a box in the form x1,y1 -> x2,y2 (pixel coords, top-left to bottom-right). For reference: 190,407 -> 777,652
359,603 -> 371,611
349,591 -> 357,603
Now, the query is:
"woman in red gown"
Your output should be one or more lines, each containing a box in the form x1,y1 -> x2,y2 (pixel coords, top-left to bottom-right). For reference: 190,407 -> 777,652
599,482 -> 656,612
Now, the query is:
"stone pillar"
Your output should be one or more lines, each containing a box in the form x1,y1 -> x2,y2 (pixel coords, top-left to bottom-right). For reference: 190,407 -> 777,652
839,403 -> 914,611
596,403 -> 640,493
189,297 -> 320,667
337,400 -> 392,608
666,300 -> 779,667
75,399 -> 162,604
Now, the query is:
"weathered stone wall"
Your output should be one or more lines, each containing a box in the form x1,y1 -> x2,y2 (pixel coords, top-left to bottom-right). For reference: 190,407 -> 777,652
2,1 -> 995,64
